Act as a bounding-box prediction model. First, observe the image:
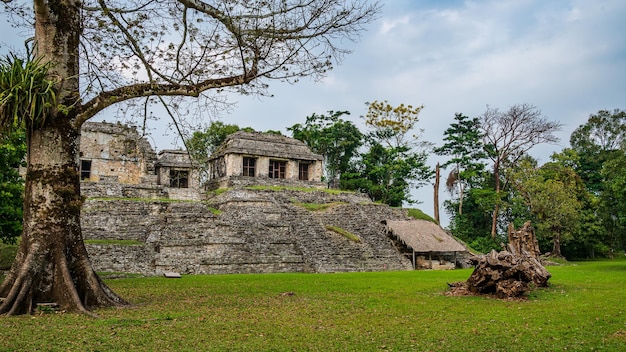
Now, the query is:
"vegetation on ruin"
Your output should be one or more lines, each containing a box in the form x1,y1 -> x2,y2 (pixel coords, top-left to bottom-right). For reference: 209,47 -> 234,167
1,258 -> 624,351
83,239 -> 143,246
405,208 -> 437,223
325,225 -> 361,243
244,185 -> 352,195
293,202 -> 347,212
87,197 -> 198,203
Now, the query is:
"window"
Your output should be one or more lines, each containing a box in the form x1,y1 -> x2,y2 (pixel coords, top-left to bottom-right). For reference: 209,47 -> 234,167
298,163 -> 309,181
243,157 -> 256,177
169,170 -> 189,188
268,160 -> 286,179
80,160 -> 92,180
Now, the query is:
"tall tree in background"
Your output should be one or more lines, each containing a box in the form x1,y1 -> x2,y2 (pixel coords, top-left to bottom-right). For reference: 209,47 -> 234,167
434,113 -> 486,215
509,158 -> 582,257
288,111 -> 362,188
0,0 -> 380,315
342,101 -> 432,206
570,109 -> 626,193
480,104 -> 562,238
0,128 -> 26,244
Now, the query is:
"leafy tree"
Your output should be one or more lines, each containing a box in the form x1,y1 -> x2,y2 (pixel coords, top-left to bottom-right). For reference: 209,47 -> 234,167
0,0 -> 380,315
479,103 -> 562,238
508,158 -> 583,257
570,109 -> 626,193
599,151 -> 626,252
0,128 -> 26,244
288,111 -> 362,188
341,101 -> 432,206
434,113 -> 487,215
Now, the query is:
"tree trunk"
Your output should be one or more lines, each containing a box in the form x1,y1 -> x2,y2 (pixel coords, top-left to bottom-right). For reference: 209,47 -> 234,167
491,160 -> 501,239
552,231 -> 562,258
0,122 -> 127,315
434,163 -> 440,224
0,0 -> 127,315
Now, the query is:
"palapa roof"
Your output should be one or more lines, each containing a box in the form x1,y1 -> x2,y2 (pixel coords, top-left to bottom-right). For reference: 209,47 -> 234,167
382,219 -> 467,253
209,131 -> 323,161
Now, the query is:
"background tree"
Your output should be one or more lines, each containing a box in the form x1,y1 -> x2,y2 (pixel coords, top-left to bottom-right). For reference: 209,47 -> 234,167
341,101 -> 432,206
0,0 -> 381,315
508,158 -> 582,257
434,113 -> 487,215
0,127 -> 26,244
479,103 -> 562,238
288,111 -> 362,188
569,109 -> 626,193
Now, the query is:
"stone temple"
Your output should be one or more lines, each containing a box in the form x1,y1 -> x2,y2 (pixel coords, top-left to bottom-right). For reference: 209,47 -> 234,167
79,122 -> 467,275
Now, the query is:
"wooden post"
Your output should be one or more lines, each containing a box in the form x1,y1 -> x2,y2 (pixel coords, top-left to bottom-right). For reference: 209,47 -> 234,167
428,252 -> 433,269
412,250 -> 416,270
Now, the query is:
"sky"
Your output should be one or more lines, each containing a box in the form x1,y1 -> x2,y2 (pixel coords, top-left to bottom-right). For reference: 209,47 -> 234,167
2,0 -> 626,225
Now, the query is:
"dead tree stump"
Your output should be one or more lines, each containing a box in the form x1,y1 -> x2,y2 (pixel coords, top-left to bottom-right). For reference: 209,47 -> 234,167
448,222 -> 551,298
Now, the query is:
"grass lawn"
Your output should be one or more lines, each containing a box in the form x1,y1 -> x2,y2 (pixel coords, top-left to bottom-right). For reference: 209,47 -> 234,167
1,259 -> 625,351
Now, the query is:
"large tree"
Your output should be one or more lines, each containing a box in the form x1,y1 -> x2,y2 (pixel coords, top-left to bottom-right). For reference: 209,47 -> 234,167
434,113 -> 487,215
479,104 -> 562,238
0,0 -> 380,315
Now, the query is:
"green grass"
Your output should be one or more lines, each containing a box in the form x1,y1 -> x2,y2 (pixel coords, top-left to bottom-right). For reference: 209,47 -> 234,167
325,225 -> 361,243
84,239 -> 143,246
244,185 -> 352,195
406,207 -> 438,223
294,201 -> 347,211
87,197 -> 197,203
1,260 -> 625,351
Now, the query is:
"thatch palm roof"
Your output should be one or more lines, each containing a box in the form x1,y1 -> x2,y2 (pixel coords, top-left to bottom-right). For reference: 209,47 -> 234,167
383,219 -> 467,253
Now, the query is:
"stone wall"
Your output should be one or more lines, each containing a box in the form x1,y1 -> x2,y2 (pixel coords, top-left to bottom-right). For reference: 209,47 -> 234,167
83,188 -> 415,275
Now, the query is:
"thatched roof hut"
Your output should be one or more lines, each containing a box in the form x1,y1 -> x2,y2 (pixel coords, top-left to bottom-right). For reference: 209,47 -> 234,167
382,219 -> 467,269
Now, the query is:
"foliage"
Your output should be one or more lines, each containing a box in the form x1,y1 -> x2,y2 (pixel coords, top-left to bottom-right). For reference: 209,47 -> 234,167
364,100 -> 424,148
405,208 -> 437,223
0,54 -> 57,131
434,113 -> 487,215
341,101 -> 432,206
0,128 -> 26,244
83,239 -> 143,246
324,225 -> 360,242
342,142 -> 431,207
1,261 -> 626,351
479,103 -> 563,238
294,202 -> 346,212
0,242 -> 18,270
569,109 -> 626,193
288,111 -> 362,188
508,158 -> 583,256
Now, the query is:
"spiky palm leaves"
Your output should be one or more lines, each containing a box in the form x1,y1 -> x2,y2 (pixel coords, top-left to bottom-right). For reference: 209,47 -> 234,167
0,54 -> 56,132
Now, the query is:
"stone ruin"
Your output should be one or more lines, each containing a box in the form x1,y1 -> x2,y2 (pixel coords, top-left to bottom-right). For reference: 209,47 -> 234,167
448,221 -> 551,298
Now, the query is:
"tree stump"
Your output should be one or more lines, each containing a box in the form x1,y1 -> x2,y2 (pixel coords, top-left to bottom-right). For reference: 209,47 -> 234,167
448,222 -> 551,298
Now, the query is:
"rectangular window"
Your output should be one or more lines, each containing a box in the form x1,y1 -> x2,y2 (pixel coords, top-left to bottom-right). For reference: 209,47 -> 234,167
268,160 -> 286,179
299,163 -> 309,181
80,160 -> 92,180
243,157 -> 256,177
169,170 -> 189,188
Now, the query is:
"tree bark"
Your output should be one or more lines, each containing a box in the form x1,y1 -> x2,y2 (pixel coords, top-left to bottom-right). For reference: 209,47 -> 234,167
0,0 -> 127,315
491,159 -> 501,239
0,122 -> 127,315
